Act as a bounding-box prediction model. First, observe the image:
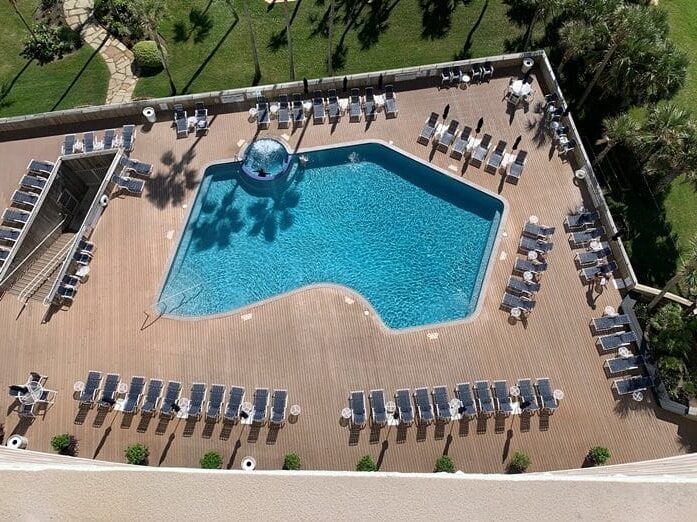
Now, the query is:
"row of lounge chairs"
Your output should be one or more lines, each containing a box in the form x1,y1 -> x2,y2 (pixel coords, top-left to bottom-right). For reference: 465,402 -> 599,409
76,371 -> 289,425
349,379 -> 558,427
62,125 -> 135,155
173,102 -> 209,138
564,209 -> 618,282
0,159 -> 57,267
440,63 -> 494,87
110,155 -> 153,195
55,238 -> 95,304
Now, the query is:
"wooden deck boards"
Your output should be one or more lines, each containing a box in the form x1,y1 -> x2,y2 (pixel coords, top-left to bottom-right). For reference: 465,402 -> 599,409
1,73 -> 695,473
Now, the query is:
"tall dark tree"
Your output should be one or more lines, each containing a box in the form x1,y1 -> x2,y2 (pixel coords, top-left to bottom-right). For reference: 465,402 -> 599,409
283,0 -> 295,81
239,0 -> 261,82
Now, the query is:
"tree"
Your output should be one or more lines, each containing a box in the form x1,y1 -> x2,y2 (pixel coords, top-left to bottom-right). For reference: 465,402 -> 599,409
356,455 -> 377,472
557,19 -> 594,77
125,443 -> 149,465
282,0 -> 295,81
50,433 -> 79,456
239,0 -> 261,83
434,455 -> 455,473
327,0 -> 335,75
8,0 -> 35,38
132,0 -> 176,95
587,446 -> 611,466
283,452 -> 301,470
647,239 -> 697,310
592,113 -> 640,167
200,451 -> 223,469
648,303 -> 694,358
507,451 -> 531,473
520,0 -> 562,51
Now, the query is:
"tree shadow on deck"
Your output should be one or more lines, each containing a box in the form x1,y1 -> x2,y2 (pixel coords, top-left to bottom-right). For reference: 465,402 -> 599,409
145,147 -> 201,209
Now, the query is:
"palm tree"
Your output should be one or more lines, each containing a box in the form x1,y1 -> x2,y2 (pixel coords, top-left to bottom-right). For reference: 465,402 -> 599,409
521,0 -> 560,51
240,0 -> 261,83
327,0 -> 335,75
592,113 -> 640,167
133,0 -> 177,95
556,19 -> 593,76
648,237 -> 697,310
8,0 -> 35,38
282,0 -> 295,81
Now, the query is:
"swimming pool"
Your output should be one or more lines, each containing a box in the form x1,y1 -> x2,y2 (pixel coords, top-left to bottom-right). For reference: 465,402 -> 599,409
158,141 -> 505,329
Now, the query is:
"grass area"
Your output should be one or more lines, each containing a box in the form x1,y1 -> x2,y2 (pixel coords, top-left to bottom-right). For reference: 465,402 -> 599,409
0,1 -> 109,117
134,0 -> 520,98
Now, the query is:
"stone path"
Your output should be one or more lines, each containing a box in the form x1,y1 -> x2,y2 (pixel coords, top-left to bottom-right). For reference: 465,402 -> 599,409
63,0 -> 137,105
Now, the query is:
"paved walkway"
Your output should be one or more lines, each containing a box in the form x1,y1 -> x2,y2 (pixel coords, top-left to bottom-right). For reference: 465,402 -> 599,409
64,0 -> 137,105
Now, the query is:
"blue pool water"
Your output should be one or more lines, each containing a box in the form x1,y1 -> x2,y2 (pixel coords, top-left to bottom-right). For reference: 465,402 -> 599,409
159,142 -> 503,329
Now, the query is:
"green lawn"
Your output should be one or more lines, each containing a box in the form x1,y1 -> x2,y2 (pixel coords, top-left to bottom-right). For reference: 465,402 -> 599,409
0,1 -> 109,117
134,0 -> 520,98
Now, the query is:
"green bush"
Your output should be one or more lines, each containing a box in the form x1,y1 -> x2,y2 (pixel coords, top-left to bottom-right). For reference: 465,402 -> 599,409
125,443 -> 149,465
200,451 -> 223,469
51,433 -> 79,456
587,446 -> 611,466
21,23 -> 73,65
356,455 -> 377,472
508,451 -> 531,474
649,303 -> 694,358
133,40 -> 163,70
40,0 -> 59,11
94,0 -> 146,45
283,452 -> 301,471
434,455 -> 455,473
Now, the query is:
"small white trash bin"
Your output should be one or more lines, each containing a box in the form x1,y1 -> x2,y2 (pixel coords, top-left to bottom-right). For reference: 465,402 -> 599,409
521,57 -> 534,74
142,106 -> 156,123
241,456 -> 256,471
6,435 -> 28,450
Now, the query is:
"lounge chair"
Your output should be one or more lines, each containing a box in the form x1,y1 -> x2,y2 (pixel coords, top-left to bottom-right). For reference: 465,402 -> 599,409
327,89 -> 340,123
485,140 -> 507,172
363,87 -> 377,121
514,258 -> 548,274
78,371 -> 102,405
501,292 -> 536,313
83,131 -> 96,153
506,150 -> 527,182
195,102 -> 209,134
570,227 -> 606,247
440,67 -> 452,86
97,373 -> 120,408
78,238 -> 95,255
349,88 -> 362,121
565,211 -> 600,230
277,94 -> 290,128
27,159 -> 54,177
536,378 -> 558,413
451,126 -> 472,159
519,236 -> 553,254
62,134 -> 77,155
350,390 -> 366,427
598,331 -> 638,352
160,381 -> 182,417
469,65 -> 483,83
206,384 -> 225,421
384,85 -> 398,117
614,375 -> 652,395
523,222 -> 556,239
414,387 -> 434,425
111,174 -> 145,194
580,261 -> 618,281
369,389 -> 387,426
11,190 -> 38,208
188,383 -> 206,419
432,386 -> 451,422
74,253 -> 91,266
455,382 -> 477,418
252,387 -> 269,424
57,285 -> 77,302
493,381 -> 513,415
102,129 -> 116,149
517,378 -> 539,413
606,355 -> 643,375
256,97 -> 270,128
437,120 -> 459,152
2,208 -> 30,226
576,247 -> 613,266
62,275 -> 80,289
418,112 -> 439,144
292,93 -> 305,127
224,386 -> 245,423
470,133 -> 492,167
312,90 -> 325,124
120,156 -> 153,178
506,275 -> 540,297
0,227 -> 20,244
20,175 -> 46,193
395,388 -> 414,425
270,389 -> 288,425
174,104 -> 189,138
121,124 -> 136,152
475,381 -> 495,416
121,376 -> 145,414
141,379 -> 163,414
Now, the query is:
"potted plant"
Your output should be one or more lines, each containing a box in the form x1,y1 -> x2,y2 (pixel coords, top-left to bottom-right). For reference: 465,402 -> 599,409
50,433 -> 79,456
586,446 -> 611,466
125,443 -> 149,465
283,452 -> 301,470
356,455 -> 377,472
200,451 -> 223,469
434,455 -> 455,473
508,451 -> 531,473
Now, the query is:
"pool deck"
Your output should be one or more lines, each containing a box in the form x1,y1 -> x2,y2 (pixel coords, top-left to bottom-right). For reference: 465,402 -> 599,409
1,72 -> 695,473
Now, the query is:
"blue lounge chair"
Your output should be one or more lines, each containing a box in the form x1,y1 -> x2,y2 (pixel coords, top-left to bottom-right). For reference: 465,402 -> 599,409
102,129 -> 116,149
475,381 -> 495,416
519,236 -> 553,254
591,314 -> 631,333
160,381 -> 182,417
78,371 -> 102,405
224,386 -> 245,423
570,227 -> 605,247
451,126 -> 472,159
536,378 -> 558,413
97,373 -> 120,408
27,159 -> 54,177
514,258 -> 548,274
195,102 -> 209,134
506,276 -> 540,297
517,378 -> 539,414
349,89 -> 362,121
486,140 -> 507,172
437,120 -> 459,152
455,382 -> 477,418
277,94 -> 290,128
598,331 -> 638,352
252,388 -> 269,424
187,383 -> 206,419
614,376 -> 652,395
83,131 -> 95,153
506,150 -> 528,182
271,389 -> 288,425
418,112 -> 439,144
11,190 -> 38,208
395,388 -> 414,425
121,125 -> 135,152
62,134 -> 77,155
470,133 -> 492,167
581,261 -> 618,281
256,97 -> 270,128
432,386 -> 451,422
414,387 -> 434,425
20,175 -> 46,193
384,85 -> 398,117
327,89 -> 340,123
0,227 -> 20,244
493,381 -> 513,415
112,174 -> 145,194
206,384 -> 225,421
2,208 -> 30,226
524,222 -> 556,239
565,211 -> 600,230
350,390 -> 366,427
292,93 -> 305,127
363,87 -> 377,121
141,379 -> 163,414
370,389 -> 387,426
312,90 -> 325,124
121,376 -> 145,414
173,104 -> 188,138
576,247 -> 613,266
606,355 -> 643,375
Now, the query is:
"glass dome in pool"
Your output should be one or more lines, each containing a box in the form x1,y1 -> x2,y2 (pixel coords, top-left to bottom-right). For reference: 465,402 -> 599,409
241,138 -> 291,181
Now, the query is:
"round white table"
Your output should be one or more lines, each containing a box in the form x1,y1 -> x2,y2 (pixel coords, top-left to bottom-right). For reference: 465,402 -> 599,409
527,251 -> 538,261
510,307 -> 522,319
449,398 -> 462,417
176,398 -> 191,419
338,98 -> 349,114
76,265 -> 90,279
248,107 -> 258,120
270,103 -> 279,115
550,121 -> 560,131
604,306 -> 617,317
510,386 -> 521,398
303,100 -> 313,113
509,80 -> 532,97
618,347 -> 631,358
341,407 -> 352,420
632,391 -> 644,402
589,240 -> 602,252
386,401 -> 396,415
117,382 -> 128,394
523,271 -> 534,282
575,169 -> 587,180
241,402 -> 253,415
461,74 -> 470,86
290,404 -> 301,416
73,381 -> 85,392
19,381 -> 44,405
528,215 -> 539,224
553,389 -> 565,401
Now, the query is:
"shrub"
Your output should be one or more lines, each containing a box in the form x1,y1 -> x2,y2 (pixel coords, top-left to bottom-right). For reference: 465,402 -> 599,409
356,455 -> 377,472
125,443 -> 149,465
283,452 -> 301,471
200,451 -> 223,469
508,451 -> 531,474
40,0 -> 59,11
94,0 -> 146,45
587,446 -> 611,466
21,23 -> 73,65
648,303 -> 693,358
434,455 -> 455,473
50,433 -> 79,456
133,40 -> 163,70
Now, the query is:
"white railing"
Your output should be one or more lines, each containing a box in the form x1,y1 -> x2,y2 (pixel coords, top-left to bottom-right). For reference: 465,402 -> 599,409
17,235 -> 77,303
